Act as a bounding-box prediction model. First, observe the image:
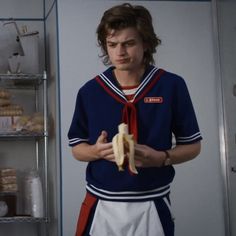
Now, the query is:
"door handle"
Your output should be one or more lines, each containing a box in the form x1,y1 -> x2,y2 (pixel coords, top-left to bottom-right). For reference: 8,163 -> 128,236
231,167 -> 236,173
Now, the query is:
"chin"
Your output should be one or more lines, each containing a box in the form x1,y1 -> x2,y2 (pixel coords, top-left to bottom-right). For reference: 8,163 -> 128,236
115,64 -> 132,71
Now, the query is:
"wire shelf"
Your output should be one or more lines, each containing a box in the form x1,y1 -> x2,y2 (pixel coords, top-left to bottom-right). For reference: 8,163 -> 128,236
0,216 -> 49,223
0,73 -> 44,89
0,131 -> 46,140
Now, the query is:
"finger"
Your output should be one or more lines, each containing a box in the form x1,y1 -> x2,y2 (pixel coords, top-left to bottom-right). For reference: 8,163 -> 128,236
105,154 -> 115,162
135,160 -> 143,167
134,150 -> 143,159
101,142 -> 113,150
134,144 -> 143,155
101,145 -> 113,156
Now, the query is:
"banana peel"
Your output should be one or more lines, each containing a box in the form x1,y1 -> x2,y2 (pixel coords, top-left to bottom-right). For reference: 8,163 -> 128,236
112,123 -> 138,174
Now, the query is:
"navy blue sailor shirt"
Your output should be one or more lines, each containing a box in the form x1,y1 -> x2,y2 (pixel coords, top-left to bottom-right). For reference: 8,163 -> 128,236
68,65 -> 202,201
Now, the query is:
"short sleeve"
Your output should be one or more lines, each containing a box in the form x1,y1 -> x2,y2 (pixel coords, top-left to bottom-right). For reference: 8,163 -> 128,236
172,78 -> 202,144
68,90 -> 89,146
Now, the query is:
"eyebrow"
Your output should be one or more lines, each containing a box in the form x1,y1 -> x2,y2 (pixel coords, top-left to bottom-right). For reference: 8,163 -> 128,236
106,38 -> 136,44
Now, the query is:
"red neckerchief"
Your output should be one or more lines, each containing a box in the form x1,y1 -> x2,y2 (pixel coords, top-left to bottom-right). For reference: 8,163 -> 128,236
96,69 -> 165,141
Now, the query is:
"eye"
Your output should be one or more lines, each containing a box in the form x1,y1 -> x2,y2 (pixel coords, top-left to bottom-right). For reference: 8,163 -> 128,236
125,41 -> 136,47
107,42 -> 116,48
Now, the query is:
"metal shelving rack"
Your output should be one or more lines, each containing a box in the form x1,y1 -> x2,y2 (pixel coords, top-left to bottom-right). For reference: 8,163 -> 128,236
0,216 -> 48,223
0,72 -> 49,235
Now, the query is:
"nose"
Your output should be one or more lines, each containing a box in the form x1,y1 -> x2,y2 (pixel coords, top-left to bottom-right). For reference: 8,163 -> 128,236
116,44 -> 126,56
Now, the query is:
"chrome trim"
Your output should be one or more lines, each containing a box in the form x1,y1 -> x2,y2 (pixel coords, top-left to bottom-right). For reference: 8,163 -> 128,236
211,0 -> 231,235
43,71 -> 49,222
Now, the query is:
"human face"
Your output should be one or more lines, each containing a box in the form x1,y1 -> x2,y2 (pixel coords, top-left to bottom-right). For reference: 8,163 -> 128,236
106,27 -> 146,73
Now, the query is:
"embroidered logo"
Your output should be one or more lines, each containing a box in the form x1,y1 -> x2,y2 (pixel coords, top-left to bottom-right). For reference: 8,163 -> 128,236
144,97 -> 163,103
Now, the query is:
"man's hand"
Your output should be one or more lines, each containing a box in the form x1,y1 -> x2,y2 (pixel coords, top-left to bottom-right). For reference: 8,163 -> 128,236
93,131 -> 114,161
134,144 -> 165,168
134,142 -> 201,168
72,130 -> 114,162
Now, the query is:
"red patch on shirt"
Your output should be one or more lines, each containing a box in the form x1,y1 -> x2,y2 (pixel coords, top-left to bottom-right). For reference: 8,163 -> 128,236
144,97 -> 163,103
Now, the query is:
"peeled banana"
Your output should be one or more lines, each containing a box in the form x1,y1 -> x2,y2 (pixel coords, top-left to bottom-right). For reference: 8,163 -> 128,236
112,123 -> 138,174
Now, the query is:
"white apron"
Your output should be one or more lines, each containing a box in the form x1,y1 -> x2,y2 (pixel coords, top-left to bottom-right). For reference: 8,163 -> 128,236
89,200 -> 165,236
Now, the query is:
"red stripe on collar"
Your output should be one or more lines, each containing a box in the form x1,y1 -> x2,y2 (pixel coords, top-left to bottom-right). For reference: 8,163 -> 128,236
95,76 -> 126,104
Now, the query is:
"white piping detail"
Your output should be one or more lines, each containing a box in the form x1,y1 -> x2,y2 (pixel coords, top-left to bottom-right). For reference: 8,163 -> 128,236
134,67 -> 158,100
163,197 -> 175,221
177,132 -> 202,143
86,184 -> 170,201
99,67 -> 159,102
177,132 -> 201,140
99,73 -> 126,100
88,183 -> 170,195
69,138 -> 89,145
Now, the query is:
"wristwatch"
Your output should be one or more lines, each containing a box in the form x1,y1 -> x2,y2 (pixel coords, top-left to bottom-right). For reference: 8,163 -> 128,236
163,150 -> 171,166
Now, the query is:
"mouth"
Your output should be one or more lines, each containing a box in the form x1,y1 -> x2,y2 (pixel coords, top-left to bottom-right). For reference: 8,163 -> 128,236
116,58 -> 130,64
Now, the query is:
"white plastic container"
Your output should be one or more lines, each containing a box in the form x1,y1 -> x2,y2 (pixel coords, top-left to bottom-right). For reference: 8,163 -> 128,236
24,170 -> 44,218
0,201 -> 8,217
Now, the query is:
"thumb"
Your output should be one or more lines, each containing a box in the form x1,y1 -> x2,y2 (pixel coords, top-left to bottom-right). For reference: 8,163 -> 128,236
97,130 -> 108,143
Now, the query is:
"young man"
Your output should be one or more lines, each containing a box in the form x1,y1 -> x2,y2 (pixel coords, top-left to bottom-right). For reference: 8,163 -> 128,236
68,3 -> 202,236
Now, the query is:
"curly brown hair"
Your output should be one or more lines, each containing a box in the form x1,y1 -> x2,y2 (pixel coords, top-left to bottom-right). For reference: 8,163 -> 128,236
96,3 -> 161,66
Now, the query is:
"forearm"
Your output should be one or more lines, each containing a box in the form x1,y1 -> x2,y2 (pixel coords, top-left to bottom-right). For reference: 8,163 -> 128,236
135,141 -> 201,168
166,141 -> 201,165
72,143 -> 98,162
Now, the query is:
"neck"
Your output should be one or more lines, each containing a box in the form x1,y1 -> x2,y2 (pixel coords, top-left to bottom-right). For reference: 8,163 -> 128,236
114,67 -> 145,87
